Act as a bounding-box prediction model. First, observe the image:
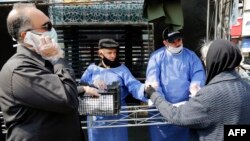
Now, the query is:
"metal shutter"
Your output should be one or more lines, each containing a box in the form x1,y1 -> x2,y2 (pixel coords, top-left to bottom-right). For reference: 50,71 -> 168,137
55,24 -> 154,80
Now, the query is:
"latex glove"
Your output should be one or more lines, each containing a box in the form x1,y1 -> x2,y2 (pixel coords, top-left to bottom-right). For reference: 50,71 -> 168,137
83,86 -> 100,97
145,85 -> 156,99
145,80 -> 159,89
37,35 -> 64,62
148,99 -> 154,106
173,101 -> 187,107
189,83 -> 201,97
93,80 -> 107,91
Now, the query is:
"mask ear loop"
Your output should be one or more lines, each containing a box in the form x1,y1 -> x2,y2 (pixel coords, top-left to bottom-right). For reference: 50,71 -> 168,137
12,37 -> 16,41
11,37 -> 18,47
98,49 -> 104,58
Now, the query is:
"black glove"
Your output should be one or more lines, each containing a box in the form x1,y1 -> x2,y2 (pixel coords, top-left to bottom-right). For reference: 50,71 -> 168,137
144,85 -> 156,99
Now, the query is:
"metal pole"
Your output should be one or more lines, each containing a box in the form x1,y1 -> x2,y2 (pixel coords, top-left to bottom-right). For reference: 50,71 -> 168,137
206,0 -> 210,42
219,0 -> 223,39
214,0 -> 219,40
228,0 -> 234,40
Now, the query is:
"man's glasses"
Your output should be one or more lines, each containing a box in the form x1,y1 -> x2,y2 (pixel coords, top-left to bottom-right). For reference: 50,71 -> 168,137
27,22 -> 53,32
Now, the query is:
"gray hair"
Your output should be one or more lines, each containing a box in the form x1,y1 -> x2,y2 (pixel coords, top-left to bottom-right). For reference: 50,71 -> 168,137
7,3 -> 35,41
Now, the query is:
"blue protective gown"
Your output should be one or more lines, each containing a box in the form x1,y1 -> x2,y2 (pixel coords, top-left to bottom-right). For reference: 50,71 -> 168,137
80,63 -> 146,141
146,47 -> 206,141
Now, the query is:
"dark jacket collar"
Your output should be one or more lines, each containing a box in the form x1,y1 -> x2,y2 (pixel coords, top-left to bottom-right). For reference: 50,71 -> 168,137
16,44 -> 45,66
207,70 -> 240,85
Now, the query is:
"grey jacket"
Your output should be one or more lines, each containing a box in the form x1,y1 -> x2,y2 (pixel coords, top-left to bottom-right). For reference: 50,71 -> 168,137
0,46 -> 81,141
151,70 -> 250,141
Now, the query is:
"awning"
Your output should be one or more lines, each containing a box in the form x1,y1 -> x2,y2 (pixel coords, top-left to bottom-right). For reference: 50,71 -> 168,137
230,17 -> 243,38
142,0 -> 183,31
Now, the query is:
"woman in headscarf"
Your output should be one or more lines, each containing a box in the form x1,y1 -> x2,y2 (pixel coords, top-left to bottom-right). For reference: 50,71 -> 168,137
145,39 -> 250,141
205,39 -> 242,84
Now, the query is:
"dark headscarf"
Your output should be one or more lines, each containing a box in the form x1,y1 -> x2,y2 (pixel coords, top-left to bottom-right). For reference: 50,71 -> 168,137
205,39 -> 242,84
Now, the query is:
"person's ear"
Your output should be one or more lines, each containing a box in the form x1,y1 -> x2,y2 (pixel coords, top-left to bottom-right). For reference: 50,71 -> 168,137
98,49 -> 104,58
163,40 -> 168,46
21,32 -> 26,40
20,31 -> 26,41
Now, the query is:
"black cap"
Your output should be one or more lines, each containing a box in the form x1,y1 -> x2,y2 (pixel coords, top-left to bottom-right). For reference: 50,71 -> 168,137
162,28 -> 182,43
98,39 -> 119,49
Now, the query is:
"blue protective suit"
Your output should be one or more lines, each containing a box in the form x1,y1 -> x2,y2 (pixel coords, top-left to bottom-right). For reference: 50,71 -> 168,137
80,63 -> 146,141
146,47 -> 206,141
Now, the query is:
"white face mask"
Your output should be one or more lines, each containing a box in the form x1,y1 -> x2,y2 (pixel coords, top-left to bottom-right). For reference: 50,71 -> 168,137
42,28 -> 58,43
23,28 -> 58,49
167,45 -> 183,54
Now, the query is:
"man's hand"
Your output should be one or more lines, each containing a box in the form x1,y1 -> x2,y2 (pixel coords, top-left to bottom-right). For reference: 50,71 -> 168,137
145,80 -> 158,89
189,83 -> 201,97
83,86 -> 101,97
93,80 -> 107,91
37,35 -> 64,62
145,85 -> 156,99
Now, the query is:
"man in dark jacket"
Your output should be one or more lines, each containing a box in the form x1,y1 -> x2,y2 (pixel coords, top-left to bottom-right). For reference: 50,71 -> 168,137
0,3 -> 86,141
145,39 -> 250,141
